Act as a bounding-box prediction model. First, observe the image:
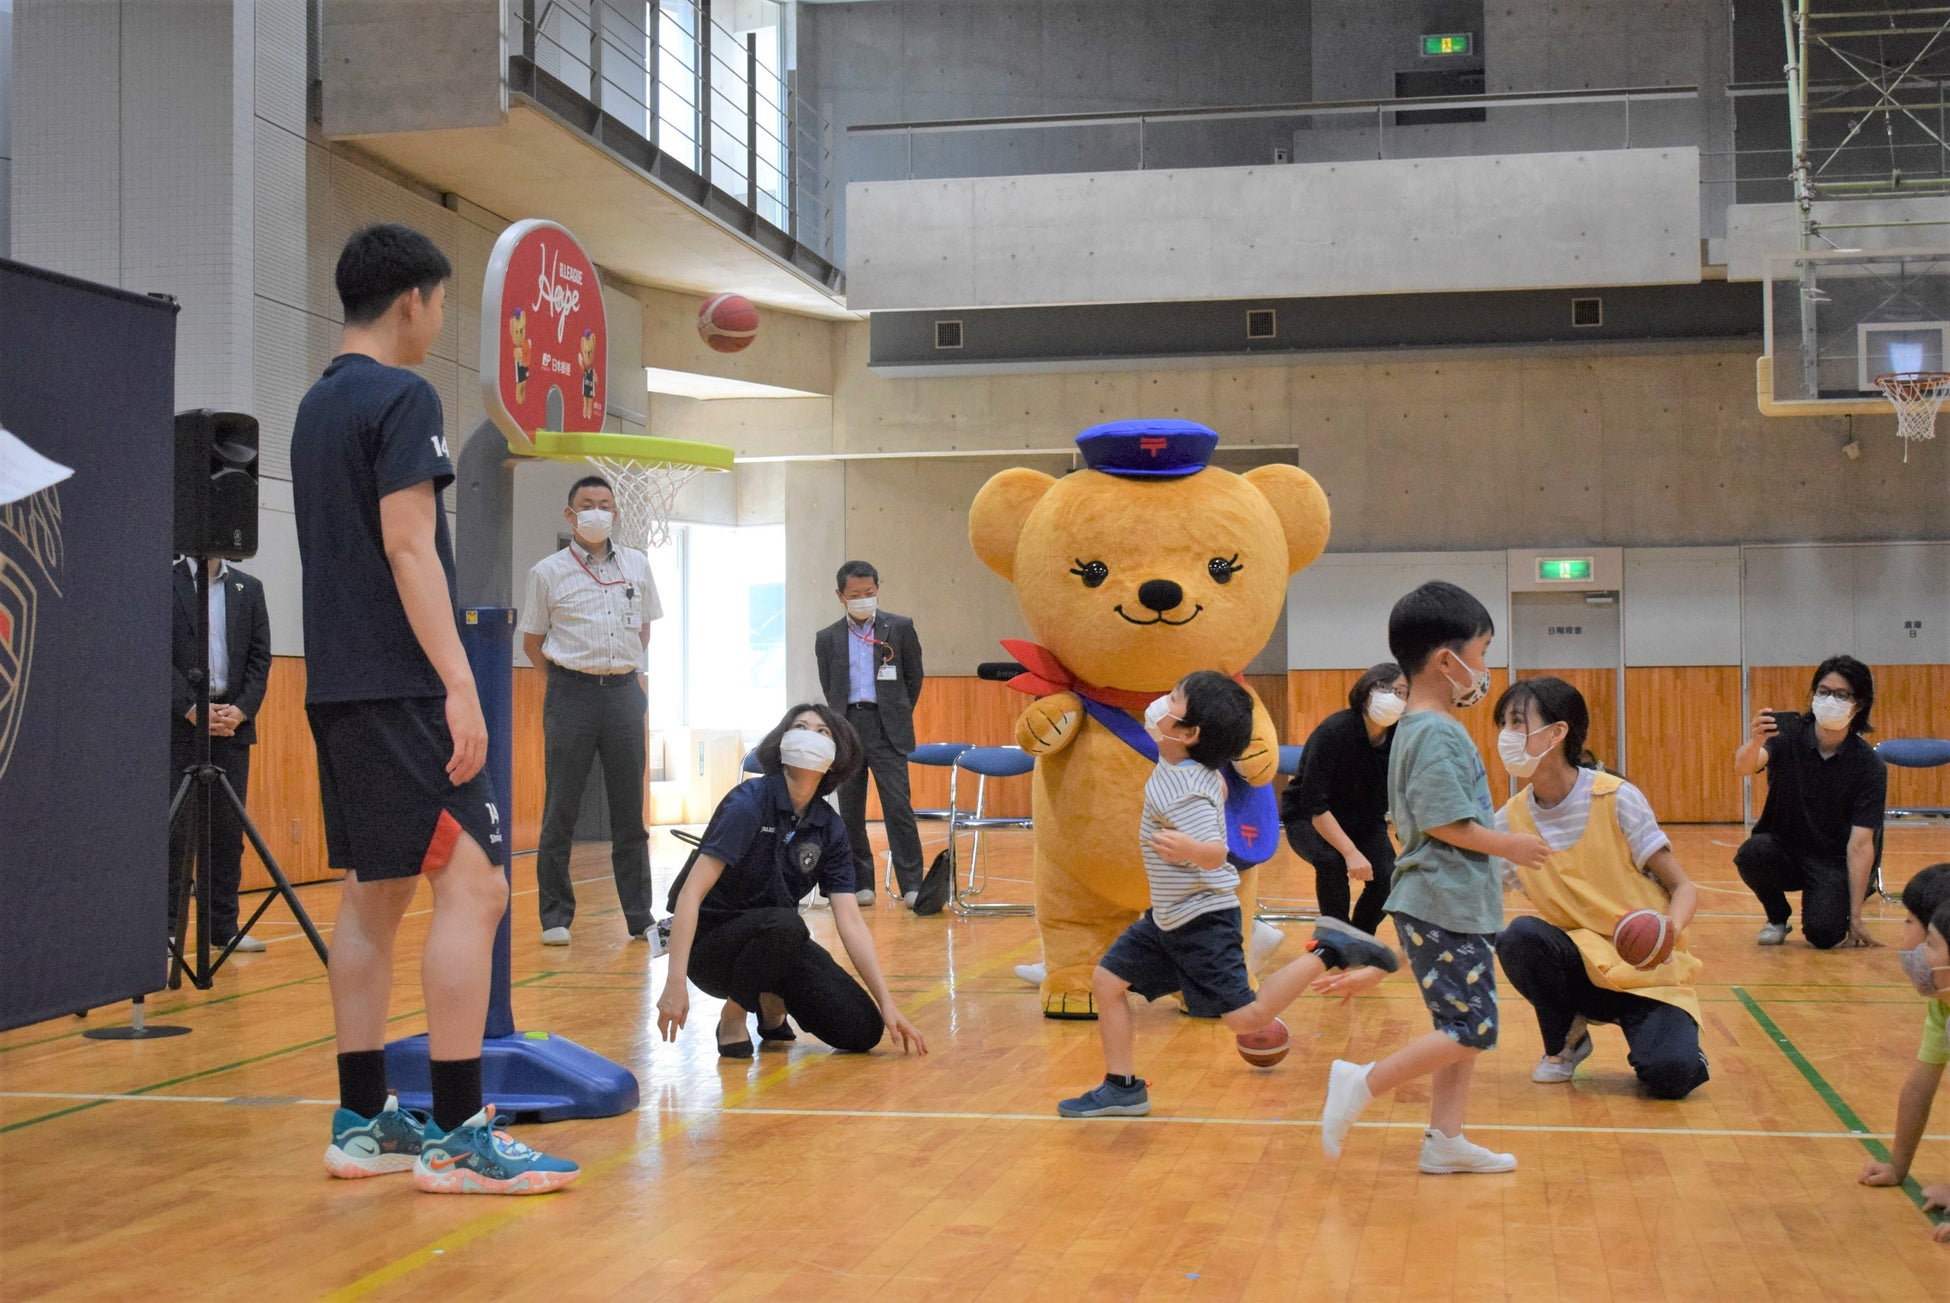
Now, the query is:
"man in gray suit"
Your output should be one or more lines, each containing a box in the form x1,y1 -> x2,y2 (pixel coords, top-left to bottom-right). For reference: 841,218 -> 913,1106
815,560 -> 925,907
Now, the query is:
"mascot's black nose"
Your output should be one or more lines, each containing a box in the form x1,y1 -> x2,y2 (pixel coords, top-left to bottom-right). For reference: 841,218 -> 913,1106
1137,579 -> 1184,614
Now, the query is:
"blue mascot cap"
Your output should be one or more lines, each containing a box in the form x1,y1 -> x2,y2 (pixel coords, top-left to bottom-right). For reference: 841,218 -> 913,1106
1077,419 -> 1218,479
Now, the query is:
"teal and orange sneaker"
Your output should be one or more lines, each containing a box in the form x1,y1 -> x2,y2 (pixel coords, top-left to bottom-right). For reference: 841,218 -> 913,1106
412,1105 -> 580,1195
323,1095 -> 429,1179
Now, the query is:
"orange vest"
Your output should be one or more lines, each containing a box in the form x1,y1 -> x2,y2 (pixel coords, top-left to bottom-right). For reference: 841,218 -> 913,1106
1504,772 -> 1701,1024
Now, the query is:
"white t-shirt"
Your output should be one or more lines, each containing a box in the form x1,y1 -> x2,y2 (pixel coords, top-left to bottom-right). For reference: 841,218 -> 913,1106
1494,767 -> 1670,888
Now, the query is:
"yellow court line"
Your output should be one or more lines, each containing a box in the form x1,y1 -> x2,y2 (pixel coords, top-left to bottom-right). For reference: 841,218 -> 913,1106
321,936 -> 1042,1301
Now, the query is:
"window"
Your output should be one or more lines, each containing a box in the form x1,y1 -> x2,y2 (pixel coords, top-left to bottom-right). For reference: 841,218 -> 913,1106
655,1 -> 701,170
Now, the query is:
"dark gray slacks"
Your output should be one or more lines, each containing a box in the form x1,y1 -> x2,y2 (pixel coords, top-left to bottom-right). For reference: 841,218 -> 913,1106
536,671 -> 652,933
837,705 -> 923,895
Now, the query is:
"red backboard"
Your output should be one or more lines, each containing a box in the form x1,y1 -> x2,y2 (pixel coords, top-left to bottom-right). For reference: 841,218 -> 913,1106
480,219 -> 608,455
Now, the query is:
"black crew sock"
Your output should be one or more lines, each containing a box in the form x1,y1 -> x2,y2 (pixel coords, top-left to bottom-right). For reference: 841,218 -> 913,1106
336,1050 -> 389,1119
1106,1073 -> 1140,1089
1308,935 -> 1346,970
430,1057 -> 484,1132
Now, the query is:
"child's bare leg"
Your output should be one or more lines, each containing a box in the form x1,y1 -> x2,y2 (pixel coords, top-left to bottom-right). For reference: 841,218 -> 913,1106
1428,1051 -> 1482,1136
1093,966 -> 1137,1076
1219,952 -> 1327,1033
1367,1030 -> 1476,1095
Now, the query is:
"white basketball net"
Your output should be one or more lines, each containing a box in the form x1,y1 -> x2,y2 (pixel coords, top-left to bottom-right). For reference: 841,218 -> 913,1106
585,456 -> 707,549
1874,372 -> 1950,462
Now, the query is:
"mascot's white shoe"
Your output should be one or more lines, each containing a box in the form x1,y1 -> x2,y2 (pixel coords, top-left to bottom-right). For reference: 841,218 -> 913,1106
1014,962 -> 1047,985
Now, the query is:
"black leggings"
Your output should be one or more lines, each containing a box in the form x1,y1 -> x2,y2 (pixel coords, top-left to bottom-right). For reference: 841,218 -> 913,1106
1733,832 -> 1871,950
688,907 -> 884,1052
1284,819 -> 1396,935
1495,915 -> 1709,1100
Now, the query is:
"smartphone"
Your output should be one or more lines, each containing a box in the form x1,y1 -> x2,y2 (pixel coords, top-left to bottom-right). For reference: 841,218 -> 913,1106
1767,709 -> 1803,736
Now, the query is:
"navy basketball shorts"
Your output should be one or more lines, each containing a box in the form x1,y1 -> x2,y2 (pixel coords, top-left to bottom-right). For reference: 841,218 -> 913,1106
307,697 -> 503,882
1392,910 -> 1499,1049
1100,907 -> 1255,1019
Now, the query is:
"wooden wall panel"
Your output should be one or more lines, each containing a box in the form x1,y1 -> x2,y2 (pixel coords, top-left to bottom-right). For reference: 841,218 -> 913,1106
510,665 -> 546,851
238,657 -> 331,890
1750,664 -> 1950,815
1515,667 -> 1619,770
1624,666 -> 1744,823
866,676 -> 1031,820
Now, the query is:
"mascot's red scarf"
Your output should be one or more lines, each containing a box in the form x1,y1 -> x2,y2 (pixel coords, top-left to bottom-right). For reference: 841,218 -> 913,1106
1001,639 -> 1159,713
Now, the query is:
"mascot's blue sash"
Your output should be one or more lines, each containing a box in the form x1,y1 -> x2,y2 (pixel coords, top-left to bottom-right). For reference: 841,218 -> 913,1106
1073,695 -> 1280,866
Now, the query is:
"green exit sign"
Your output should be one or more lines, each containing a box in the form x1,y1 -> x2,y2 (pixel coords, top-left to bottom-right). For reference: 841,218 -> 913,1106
1421,33 -> 1473,57
1538,557 -> 1594,583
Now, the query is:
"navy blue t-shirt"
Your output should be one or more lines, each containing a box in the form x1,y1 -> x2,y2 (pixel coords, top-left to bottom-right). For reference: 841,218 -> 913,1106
679,773 -> 856,924
291,354 -> 457,703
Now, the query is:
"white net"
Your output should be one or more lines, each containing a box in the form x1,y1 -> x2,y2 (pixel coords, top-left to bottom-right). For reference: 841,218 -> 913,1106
1874,372 -> 1950,462
585,456 -> 707,549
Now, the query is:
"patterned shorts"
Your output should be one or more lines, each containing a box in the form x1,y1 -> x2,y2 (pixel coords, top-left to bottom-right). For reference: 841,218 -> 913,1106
1391,911 -> 1499,1050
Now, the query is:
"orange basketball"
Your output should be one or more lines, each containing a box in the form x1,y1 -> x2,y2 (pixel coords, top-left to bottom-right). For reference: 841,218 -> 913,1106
1235,1017 -> 1291,1069
1613,909 -> 1675,970
698,292 -> 759,353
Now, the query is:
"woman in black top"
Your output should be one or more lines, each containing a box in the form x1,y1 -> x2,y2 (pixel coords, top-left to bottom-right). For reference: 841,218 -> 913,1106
1281,663 -> 1406,934
656,703 -> 928,1058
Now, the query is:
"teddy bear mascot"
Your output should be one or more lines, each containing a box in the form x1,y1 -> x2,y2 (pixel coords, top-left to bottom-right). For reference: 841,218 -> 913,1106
969,419 -> 1331,1018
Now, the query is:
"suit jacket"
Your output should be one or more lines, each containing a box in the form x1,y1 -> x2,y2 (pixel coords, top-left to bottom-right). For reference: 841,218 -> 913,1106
815,610 -> 924,754
172,562 -> 273,747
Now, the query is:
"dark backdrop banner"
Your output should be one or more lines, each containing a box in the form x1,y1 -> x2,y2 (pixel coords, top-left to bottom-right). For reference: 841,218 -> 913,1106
0,258 -> 179,1031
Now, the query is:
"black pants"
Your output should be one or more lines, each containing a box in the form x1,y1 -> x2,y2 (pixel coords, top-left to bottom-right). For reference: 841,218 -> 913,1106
1733,831 -> 1866,950
688,907 -> 884,1052
838,705 -> 922,895
537,670 -> 651,933
1495,915 -> 1709,1100
168,728 -> 252,941
1285,819 -> 1395,935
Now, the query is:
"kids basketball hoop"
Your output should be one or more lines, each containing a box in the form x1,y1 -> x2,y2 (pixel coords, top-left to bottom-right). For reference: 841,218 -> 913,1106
529,432 -> 734,549
1873,371 -> 1950,462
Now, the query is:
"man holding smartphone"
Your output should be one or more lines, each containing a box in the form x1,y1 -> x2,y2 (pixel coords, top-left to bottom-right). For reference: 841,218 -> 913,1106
1733,655 -> 1887,950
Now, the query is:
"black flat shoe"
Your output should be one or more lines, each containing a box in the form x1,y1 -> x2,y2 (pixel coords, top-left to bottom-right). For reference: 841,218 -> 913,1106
717,1035 -> 754,1059
758,1015 -> 796,1045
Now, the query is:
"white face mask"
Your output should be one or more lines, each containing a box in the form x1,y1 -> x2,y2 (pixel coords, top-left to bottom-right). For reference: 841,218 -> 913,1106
1810,694 -> 1854,729
574,508 -> 613,543
1498,726 -> 1557,779
1442,652 -> 1492,709
1143,694 -> 1179,741
1366,691 -> 1406,727
778,728 -> 836,774
845,596 -> 877,620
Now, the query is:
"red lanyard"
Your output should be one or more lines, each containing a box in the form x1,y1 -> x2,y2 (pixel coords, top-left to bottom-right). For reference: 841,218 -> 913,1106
850,619 -> 893,664
571,546 -> 628,589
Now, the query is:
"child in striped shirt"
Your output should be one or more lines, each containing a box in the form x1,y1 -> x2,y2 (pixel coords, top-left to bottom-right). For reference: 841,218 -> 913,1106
1058,671 -> 1399,1118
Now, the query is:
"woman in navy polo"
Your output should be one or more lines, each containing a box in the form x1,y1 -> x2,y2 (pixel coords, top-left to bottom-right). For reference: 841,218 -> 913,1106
656,703 -> 928,1058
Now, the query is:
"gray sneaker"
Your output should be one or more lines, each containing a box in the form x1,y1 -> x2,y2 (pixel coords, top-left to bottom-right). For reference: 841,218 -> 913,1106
1310,917 -> 1401,973
1057,1077 -> 1150,1118
1531,1031 -> 1595,1084
854,889 -> 875,907
1757,921 -> 1791,946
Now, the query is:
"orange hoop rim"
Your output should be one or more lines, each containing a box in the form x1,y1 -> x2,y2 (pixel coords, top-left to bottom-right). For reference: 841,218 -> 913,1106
1873,370 -> 1950,398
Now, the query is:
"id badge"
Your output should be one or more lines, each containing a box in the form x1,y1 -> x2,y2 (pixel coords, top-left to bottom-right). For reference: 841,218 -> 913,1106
623,611 -> 642,630
877,663 -> 897,681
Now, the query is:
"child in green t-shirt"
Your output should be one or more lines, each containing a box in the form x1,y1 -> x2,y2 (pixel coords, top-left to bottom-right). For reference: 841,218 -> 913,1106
1318,581 -> 1550,1174
1858,862 -> 1950,1243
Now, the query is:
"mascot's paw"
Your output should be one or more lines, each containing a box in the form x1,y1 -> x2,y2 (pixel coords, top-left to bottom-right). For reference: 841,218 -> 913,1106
1016,693 -> 1083,755
1042,988 -> 1099,1020
1232,740 -> 1279,787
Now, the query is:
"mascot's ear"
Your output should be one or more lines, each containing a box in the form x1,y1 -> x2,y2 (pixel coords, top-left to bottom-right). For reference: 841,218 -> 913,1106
968,468 -> 1056,581
1244,464 -> 1331,576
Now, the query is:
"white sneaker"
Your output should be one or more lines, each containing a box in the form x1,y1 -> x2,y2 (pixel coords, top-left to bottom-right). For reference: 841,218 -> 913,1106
227,934 -> 267,953
1249,919 -> 1284,970
633,921 -> 669,958
1014,962 -> 1046,985
1531,1031 -> 1595,1084
1320,1059 -> 1374,1158
1756,921 -> 1790,946
1419,1129 -> 1517,1174
540,927 -> 571,946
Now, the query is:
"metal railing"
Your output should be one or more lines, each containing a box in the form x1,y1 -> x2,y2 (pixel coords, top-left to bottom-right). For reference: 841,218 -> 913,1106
512,0 -> 836,261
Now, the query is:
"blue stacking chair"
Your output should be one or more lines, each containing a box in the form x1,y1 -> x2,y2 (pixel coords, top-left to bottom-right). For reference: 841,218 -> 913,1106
946,746 -> 1037,916
1874,738 -> 1950,902
894,743 -> 975,891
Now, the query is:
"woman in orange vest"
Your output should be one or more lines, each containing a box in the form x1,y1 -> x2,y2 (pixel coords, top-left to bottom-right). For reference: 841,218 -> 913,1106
1490,677 -> 1710,1100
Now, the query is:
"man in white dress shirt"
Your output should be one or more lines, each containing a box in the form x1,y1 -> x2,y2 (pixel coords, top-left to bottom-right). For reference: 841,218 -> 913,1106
520,476 -> 660,945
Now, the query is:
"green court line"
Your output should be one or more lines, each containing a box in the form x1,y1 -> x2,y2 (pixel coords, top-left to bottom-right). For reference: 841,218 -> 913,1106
1734,986 -> 1945,1227
0,973 -> 329,1056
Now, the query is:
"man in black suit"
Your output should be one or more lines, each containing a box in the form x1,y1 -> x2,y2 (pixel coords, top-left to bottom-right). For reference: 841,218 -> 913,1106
815,560 -> 925,907
170,557 -> 273,950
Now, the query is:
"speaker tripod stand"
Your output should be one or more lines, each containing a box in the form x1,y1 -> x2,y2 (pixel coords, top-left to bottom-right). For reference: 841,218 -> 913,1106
166,556 -> 327,990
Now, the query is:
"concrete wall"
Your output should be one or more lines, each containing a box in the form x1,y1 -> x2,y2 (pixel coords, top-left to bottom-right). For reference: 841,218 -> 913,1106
0,0 -> 13,258
846,147 -> 1702,310
320,0 -> 507,137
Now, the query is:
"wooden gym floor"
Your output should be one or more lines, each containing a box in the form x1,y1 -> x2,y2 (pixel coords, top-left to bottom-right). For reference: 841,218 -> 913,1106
2,824 -> 1947,1301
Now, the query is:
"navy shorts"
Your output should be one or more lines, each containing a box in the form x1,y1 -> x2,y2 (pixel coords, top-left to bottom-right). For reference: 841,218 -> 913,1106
1100,907 -> 1254,1019
307,697 -> 503,881
1392,910 -> 1499,1049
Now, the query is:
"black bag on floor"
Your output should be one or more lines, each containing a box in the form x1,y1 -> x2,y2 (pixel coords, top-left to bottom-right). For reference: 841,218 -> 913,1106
912,848 -> 954,916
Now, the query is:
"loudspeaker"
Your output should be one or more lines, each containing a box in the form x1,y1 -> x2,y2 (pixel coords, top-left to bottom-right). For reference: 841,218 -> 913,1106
174,410 -> 259,560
